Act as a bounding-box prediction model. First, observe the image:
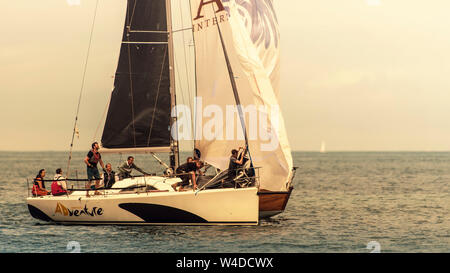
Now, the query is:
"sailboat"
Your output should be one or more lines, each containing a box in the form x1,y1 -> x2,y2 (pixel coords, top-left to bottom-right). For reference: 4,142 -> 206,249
27,0 -> 295,225
320,141 -> 326,153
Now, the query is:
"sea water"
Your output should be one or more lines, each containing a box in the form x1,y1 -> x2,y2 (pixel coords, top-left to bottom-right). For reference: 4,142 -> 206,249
0,151 -> 448,253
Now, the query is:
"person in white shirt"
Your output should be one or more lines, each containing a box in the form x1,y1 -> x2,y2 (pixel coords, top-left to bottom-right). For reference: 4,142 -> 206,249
51,168 -> 69,196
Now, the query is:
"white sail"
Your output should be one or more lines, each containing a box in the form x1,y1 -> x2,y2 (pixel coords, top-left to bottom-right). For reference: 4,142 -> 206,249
190,0 -> 293,191
222,0 -> 281,98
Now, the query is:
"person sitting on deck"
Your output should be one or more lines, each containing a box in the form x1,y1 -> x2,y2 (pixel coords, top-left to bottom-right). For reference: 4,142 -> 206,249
51,168 -> 69,196
103,163 -> 116,189
172,159 -> 204,191
32,169 -> 50,196
117,156 -> 150,180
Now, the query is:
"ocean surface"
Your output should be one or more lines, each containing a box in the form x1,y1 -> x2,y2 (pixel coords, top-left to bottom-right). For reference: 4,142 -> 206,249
0,151 -> 448,253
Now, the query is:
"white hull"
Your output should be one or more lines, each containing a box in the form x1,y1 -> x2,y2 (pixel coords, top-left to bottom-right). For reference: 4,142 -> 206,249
27,177 -> 259,225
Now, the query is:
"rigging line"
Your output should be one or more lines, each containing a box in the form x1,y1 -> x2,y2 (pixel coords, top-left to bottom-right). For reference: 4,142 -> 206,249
128,0 -> 138,30
146,45 -> 169,146
124,0 -> 139,155
92,94 -> 110,142
173,43 -> 193,134
174,50 -> 190,143
166,0 -> 180,170
66,0 -> 100,178
172,9 -> 191,140
127,43 -> 137,151
214,9 -> 254,166
174,52 -> 186,114
126,0 -> 130,25
187,0 -> 199,146
172,27 -> 193,33
179,0 -> 194,127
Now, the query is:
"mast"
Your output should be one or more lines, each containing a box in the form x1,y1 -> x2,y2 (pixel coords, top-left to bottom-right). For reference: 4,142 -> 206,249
166,0 -> 180,170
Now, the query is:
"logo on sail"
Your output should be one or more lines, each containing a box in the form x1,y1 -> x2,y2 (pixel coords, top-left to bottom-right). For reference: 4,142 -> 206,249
55,202 -> 104,217
194,0 -> 226,20
193,0 -> 229,32
222,0 -> 280,49
192,0 -> 280,48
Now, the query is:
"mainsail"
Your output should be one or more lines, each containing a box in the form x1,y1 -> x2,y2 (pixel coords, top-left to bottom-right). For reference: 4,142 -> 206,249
190,0 -> 293,191
102,0 -> 172,151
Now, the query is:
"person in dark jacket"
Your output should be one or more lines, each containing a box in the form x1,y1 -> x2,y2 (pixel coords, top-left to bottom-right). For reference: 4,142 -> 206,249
84,142 -> 105,197
228,147 -> 246,179
32,169 -> 50,196
103,163 -> 116,189
171,159 -> 204,191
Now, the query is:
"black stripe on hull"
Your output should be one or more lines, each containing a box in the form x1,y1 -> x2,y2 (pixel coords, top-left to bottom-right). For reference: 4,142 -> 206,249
119,203 -> 208,223
27,204 -> 53,222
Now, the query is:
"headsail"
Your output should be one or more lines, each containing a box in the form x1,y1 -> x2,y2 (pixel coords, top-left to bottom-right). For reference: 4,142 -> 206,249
222,0 -> 281,97
190,0 -> 293,191
102,0 -> 172,151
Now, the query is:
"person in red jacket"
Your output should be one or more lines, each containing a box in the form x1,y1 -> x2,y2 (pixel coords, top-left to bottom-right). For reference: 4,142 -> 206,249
51,168 -> 69,196
32,169 -> 50,196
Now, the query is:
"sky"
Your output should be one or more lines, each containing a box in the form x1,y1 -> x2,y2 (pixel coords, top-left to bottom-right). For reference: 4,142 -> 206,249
1,0 -> 450,151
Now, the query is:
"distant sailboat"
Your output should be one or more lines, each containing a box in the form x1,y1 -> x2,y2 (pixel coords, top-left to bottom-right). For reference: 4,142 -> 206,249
320,141 -> 326,153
